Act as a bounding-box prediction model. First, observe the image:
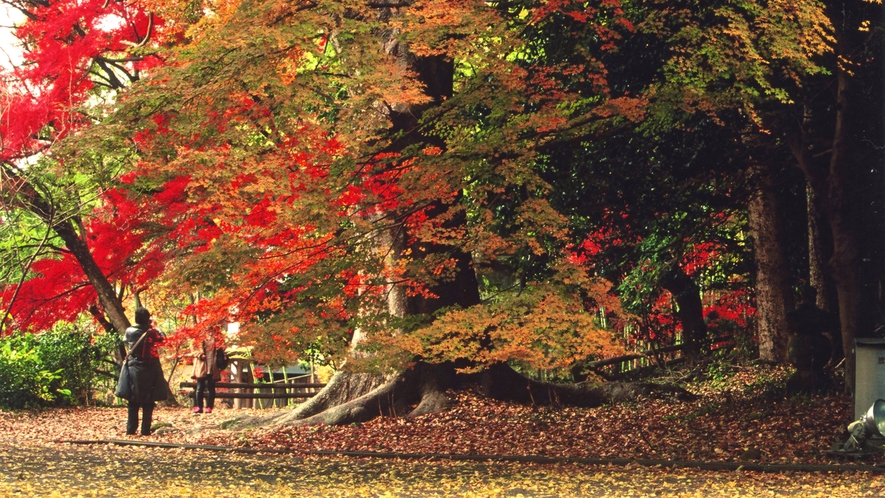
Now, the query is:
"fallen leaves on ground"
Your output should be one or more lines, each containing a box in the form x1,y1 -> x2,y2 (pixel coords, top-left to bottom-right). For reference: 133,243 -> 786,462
0,365 -> 884,496
1,441 -> 883,497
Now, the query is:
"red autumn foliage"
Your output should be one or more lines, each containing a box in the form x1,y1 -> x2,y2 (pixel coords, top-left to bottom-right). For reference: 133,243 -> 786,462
2,0 -> 162,161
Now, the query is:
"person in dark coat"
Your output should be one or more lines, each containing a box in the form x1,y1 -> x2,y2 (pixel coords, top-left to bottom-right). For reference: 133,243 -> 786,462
115,307 -> 167,435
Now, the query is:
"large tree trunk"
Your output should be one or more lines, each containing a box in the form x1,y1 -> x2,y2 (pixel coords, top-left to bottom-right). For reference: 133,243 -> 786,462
748,162 -> 794,364
268,1 -> 462,425
253,359 -> 692,428
249,1 -> 698,428
281,233 -> 483,425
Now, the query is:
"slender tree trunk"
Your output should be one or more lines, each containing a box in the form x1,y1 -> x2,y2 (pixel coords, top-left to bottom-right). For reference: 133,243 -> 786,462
788,3 -> 875,395
748,162 -> 794,363
2,166 -> 131,333
827,69 -> 860,395
660,266 -> 707,360
805,180 -> 843,362
53,220 -> 131,333
806,181 -> 835,312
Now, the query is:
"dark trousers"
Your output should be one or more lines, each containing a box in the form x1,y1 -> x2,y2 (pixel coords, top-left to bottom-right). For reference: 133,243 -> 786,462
195,376 -> 216,410
127,401 -> 155,435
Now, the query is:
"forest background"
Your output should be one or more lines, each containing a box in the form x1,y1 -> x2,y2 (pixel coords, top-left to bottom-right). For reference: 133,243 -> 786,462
0,0 -> 881,427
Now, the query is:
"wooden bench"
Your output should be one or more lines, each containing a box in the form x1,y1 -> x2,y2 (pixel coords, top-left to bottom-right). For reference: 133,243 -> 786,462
179,381 -> 326,400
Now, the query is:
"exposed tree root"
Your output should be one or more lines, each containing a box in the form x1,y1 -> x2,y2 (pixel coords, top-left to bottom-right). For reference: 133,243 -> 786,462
249,362 -> 696,427
287,371 -> 394,423
263,362 -> 454,426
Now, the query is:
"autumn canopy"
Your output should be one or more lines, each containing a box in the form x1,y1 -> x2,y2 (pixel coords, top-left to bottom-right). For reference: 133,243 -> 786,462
0,0 -> 881,422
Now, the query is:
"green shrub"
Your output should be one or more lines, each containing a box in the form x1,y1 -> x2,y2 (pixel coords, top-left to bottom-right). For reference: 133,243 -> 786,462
0,327 -> 119,409
35,326 -> 120,405
0,334 -> 64,409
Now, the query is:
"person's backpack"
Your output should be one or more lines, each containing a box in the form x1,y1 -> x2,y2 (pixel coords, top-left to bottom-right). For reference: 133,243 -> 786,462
215,347 -> 230,370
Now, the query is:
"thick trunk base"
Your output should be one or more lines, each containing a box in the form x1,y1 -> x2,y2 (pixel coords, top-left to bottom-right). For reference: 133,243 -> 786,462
271,362 -> 455,426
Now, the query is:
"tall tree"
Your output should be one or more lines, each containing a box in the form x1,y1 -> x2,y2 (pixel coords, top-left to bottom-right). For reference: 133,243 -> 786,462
91,0 -> 650,424
0,0 -> 162,334
626,0 -> 883,379
632,0 -> 883,391
786,0 -> 883,393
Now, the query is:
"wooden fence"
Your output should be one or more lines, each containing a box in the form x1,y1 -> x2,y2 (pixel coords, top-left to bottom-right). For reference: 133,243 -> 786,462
180,380 -> 327,407
180,380 -> 327,399
585,334 -> 734,379
180,335 -> 733,408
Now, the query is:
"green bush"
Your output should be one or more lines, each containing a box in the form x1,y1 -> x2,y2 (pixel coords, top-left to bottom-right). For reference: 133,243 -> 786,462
0,334 -> 63,409
0,327 -> 119,409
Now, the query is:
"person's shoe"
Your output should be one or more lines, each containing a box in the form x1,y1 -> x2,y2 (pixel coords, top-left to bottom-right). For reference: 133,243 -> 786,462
193,406 -> 202,414
205,407 -> 212,414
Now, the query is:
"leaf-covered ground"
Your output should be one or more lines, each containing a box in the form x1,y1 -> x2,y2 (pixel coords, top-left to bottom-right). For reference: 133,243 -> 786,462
1,365 -> 884,496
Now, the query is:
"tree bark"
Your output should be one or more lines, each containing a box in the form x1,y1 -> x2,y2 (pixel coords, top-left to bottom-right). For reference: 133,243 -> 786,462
790,61 -> 862,394
805,180 -> 842,361
806,181 -> 835,312
826,69 -> 860,395
52,220 -> 131,333
748,162 -> 794,364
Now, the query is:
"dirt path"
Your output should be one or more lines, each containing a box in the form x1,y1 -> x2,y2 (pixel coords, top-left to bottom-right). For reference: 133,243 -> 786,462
0,440 -> 882,497
1,403 -> 884,496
